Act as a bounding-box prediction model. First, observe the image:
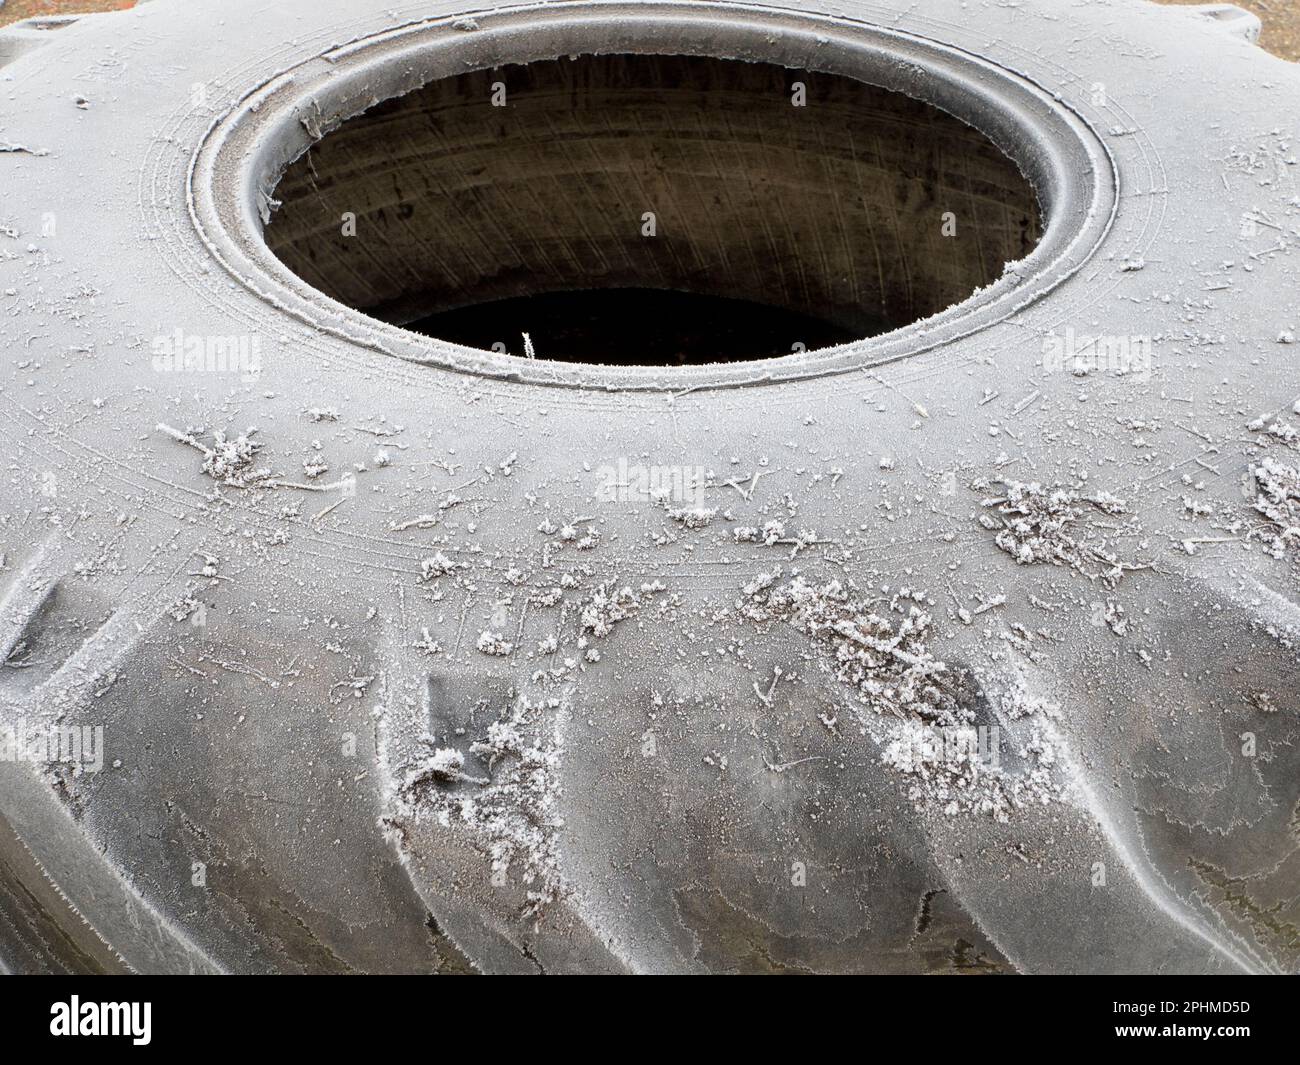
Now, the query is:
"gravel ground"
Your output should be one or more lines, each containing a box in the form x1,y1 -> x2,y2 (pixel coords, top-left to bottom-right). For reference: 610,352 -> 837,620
2,0 -> 1299,61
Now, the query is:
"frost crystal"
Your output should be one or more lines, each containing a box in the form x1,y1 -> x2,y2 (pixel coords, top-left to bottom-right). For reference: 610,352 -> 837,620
395,700 -> 567,919
982,481 -> 1132,586
742,574 -> 963,726
1251,457 -> 1300,560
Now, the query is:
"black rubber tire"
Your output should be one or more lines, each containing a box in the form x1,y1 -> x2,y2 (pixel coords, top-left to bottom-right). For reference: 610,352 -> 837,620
0,0 -> 1297,974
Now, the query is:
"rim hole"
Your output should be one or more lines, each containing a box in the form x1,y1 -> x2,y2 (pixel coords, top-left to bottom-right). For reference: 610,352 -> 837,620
265,53 -> 1042,366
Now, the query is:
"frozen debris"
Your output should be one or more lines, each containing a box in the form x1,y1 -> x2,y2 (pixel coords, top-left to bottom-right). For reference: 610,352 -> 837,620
1263,419 -> 1299,447
392,514 -> 440,532
166,595 -> 202,623
419,552 -> 459,580
331,671 -> 374,701
402,746 -> 477,788
394,699 -> 567,919
881,720 -> 1058,820
397,738 -> 482,800
533,587 -> 563,608
980,481 -> 1136,586
666,506 -> 717,529
306,407 -> 339,422
742,572 -> 965,726
157,423 -> 266,487
753,666 -> 782,707
302,454 -> 329,479
1278,331 -> 1296,345
580,582 -> 642,638
191,553 -> 220,582
740,572 -> 1062,819
412,628 -> 442,655
475,631 -> 514,656
880,665 -> 1062,821
1118,257 -> 1146,272
999,673 -> 1060,721
1249,457 -> 1300,561
734,520 -> 785,546
734,519 -> 829,557
1250,692 -> 1279,714
550,516 -> 600,551
255,189 -> 280,224
499,451 -> 518,476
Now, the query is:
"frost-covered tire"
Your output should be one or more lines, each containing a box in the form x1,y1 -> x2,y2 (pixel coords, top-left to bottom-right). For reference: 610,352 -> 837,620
0,0 -> 1297,975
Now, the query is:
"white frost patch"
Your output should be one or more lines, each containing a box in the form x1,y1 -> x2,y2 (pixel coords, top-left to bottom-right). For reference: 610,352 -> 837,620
402,746 -> 474,785
1250,456 -> 1300,561
157,424 -> 266,487
980,480 -> 1134,586
419,552 -> 459,580
742,572 -> 962,725
475,630 -> 514,656
735,520 -> 785,545
579,582 -> 642,638
881,719 -> 1059,820
743,572 -> 1063,819
667,506 -> 717,529
394,698 -> 568,919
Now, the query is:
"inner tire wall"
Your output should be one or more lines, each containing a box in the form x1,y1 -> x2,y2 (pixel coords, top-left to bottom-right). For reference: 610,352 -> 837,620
264,54 -> 1042,343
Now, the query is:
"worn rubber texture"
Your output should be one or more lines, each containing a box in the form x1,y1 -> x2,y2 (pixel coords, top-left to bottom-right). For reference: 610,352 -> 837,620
0,0 -> 1297,974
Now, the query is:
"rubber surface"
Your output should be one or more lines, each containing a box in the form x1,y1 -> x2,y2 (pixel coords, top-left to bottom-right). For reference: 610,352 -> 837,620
0,0 -> 1297,974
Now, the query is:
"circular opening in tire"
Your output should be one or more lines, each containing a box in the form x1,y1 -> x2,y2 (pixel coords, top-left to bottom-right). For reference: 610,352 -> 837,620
190,6 -> 1115,388
262,53 -> 1043,366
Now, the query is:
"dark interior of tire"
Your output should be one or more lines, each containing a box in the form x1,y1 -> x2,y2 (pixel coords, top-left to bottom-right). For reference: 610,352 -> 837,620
264,54 -> 1042,364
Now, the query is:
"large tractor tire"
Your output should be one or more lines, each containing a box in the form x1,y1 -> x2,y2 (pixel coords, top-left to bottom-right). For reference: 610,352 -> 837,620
0,0 -> 1296,974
